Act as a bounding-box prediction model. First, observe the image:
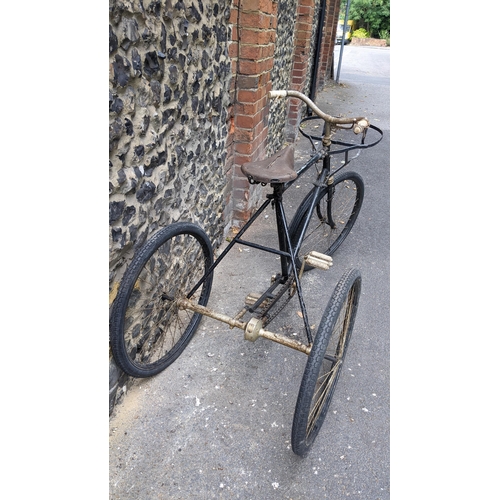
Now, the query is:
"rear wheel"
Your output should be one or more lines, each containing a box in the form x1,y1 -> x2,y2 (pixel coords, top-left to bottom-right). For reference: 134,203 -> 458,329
289,171 -> 364,271
291,268 -> 361,456
109,222 -> 213,378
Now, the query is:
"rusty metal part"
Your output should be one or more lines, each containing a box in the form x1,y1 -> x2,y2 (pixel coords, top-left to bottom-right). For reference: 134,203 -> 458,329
177,298 -> 311,355
269,90 -> 368,129
353,118 -> 369,134
245,292 -> 270,308
258,275 -> 296,326
177,298 -> 246,330
304,251 -> 333,271
232,306 -> 248,325
244,317 -> 263,342
246,317 -> 310,354
323,122 -> 332,147
258,329 -> 312,355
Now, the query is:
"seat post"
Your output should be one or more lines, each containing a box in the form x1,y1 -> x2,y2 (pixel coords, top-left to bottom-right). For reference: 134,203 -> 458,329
270,183 -> 291,280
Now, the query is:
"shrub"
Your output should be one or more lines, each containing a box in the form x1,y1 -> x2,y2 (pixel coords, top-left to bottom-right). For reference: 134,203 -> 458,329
352,28 -> 370,38
380,29 -> 390,46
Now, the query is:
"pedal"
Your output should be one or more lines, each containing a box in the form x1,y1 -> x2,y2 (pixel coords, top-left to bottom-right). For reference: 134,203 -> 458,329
245,292 -> 270,309
304,251 -> 333,271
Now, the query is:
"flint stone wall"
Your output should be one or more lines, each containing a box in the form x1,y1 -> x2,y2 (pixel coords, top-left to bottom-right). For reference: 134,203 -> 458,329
109,0 -> 232,291
267,0 -> 298,155
301,0 -> 321,120
267,0 -> 321,153
109,0 -> 233,410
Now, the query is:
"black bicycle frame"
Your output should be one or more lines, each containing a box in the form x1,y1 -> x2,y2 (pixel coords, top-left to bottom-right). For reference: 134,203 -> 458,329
186,149 -> 334,345
185,123 -> 382,343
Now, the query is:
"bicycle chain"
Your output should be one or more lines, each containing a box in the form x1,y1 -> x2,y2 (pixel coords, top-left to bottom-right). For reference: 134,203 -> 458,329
258,275 -> 296,327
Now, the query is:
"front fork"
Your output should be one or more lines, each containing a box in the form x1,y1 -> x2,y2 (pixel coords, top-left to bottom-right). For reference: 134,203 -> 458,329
324,173 -> 336,228
321,122 -> 336,228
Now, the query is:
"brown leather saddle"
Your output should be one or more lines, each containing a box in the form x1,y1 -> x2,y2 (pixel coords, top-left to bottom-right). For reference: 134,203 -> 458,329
241,145 -> 297,184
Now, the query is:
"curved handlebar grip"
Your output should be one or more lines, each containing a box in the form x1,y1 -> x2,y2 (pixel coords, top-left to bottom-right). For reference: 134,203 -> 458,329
269,90 -> 287,98
269,89 -> 369,129
353,119 -> 369,134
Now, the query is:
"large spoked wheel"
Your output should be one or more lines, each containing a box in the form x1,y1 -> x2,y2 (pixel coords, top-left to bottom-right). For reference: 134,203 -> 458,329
291,268 -> 361,456
289,171 -> 364,271
109,222 -> 213,378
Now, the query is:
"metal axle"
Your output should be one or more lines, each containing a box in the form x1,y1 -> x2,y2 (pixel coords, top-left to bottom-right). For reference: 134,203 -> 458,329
177,298 -> 312,355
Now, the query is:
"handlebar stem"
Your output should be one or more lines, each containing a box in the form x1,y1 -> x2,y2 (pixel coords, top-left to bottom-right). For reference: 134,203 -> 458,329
322,122 -> 332,147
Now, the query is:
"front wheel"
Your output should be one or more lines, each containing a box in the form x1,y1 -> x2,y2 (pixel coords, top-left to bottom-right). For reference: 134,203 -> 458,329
291,268 -> 361,456
289,171 -> 364,271
109,222 -> 213,378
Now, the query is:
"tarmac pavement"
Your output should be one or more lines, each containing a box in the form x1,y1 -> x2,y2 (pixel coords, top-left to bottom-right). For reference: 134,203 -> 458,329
109,45 -> 390,499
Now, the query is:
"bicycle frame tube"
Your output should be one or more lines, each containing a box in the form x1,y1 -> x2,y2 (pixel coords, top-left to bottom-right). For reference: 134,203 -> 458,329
187,158 -> 330,344
183,137 -> 345,344
186,122 -> 362,300
282,152 -> 322,191
186,196 -> 275,299
274,195 -> 314,344
273,184 -> 291,279
289,154 -> 332,258
187,151 -> 326,299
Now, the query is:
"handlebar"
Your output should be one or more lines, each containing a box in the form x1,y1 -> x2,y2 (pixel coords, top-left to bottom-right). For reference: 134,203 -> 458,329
269,89 -> 369,135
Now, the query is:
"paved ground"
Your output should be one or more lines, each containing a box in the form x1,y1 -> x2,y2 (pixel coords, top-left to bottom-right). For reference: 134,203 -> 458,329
109,45 -> 390,499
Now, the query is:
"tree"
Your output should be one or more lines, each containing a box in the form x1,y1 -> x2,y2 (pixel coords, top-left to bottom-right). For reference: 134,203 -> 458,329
341,0 -> 390,38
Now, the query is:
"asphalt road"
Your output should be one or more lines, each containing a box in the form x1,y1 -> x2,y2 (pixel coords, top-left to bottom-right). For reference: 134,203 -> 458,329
109,45 -> 390,500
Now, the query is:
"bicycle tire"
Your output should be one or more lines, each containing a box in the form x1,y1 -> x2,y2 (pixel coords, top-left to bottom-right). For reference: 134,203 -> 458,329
109,222 -> 213,378
291,268 -> 361,456
289,171 -> 364,271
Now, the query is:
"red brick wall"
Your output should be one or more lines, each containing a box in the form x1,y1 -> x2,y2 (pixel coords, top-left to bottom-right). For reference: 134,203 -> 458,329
226,0 -> 278,226
226,0 -> 341,227
316,0 -> 341,90
286,0 -> 316,138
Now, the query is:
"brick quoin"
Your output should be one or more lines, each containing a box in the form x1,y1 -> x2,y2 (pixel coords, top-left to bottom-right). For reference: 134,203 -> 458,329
243,0 -> 275,12
226,0 -> 277,227
226,0 -> 342,227
282,0 -> 342,142
315,0 -> 341,90
283,0 -> 316,142
306,0 -> 341,93
237,87 -> 268,104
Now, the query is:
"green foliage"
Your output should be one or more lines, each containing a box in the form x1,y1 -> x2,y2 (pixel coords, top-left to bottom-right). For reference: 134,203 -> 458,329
341,0 -> 390,39
380,29 -> 390,45
352,28 -> 369,38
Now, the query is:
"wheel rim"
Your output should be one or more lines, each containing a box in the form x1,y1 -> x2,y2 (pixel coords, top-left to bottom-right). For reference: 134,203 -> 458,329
121,232 -> 210,371
306,285 -> 356,439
